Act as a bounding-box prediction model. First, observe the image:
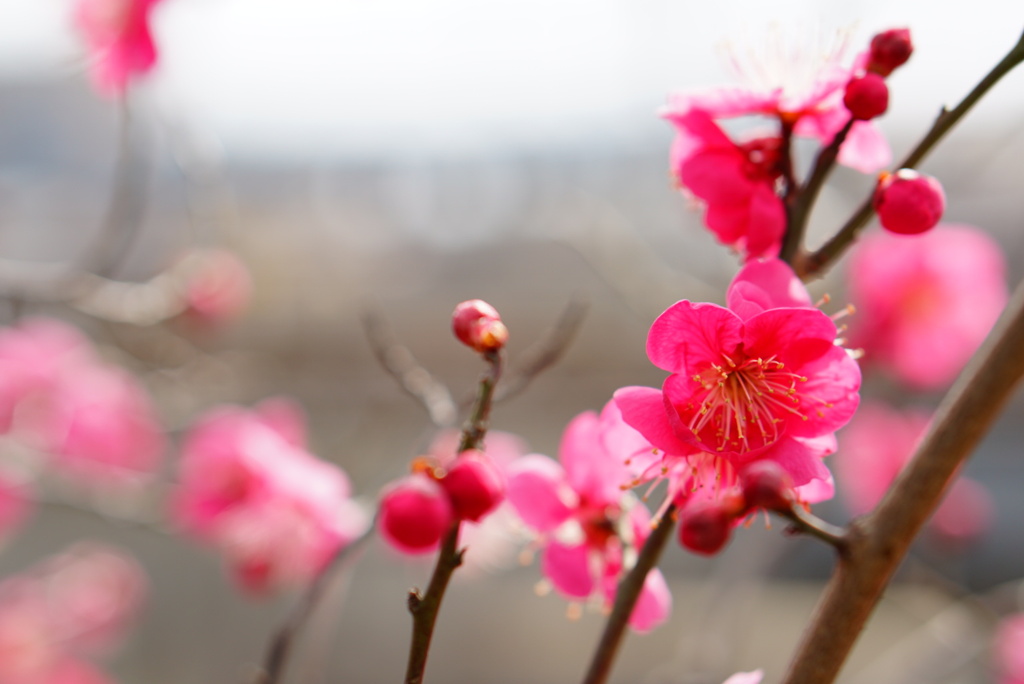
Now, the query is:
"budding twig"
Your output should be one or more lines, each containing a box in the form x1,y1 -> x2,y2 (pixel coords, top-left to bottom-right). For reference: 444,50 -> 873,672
797,26 -> 1024,279
404,350 -> 503,684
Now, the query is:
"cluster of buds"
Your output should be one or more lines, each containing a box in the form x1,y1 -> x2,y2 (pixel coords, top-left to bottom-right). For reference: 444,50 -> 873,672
379,450 -> 505,554
677,462 -> 796,556
843,28 -> 913,121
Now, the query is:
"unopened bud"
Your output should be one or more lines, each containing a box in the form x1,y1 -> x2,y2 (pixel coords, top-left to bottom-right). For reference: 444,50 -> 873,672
439,450 -> 505,522
740,461 -> 795,512
378,475 -> 453,554
452,299 -> 508,353
844,74 -> 889,120
874,169 -> 946,235
678,501 -> 733,556
867,28 -> 913,77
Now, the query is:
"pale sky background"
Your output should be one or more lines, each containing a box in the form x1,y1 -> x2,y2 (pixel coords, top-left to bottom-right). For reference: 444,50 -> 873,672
0,0 -> 1022,160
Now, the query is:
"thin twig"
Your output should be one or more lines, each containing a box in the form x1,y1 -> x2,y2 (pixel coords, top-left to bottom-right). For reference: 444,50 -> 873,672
779,118 -> 854,265
778,505 -> 848,550
580,503 -> 678,684
404,350 -> 503,684
781,272 -> 1024,684
493,296 -> 588,403
256,523 -> 375,684
361,304 -> 458,428
796,27 -> 1024,279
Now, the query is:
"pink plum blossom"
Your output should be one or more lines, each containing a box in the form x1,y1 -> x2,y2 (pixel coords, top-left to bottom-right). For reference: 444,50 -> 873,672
836,402 -> 992,544
616,259 -> 858,514
0,318 -> 164,486
0,544 -> 144,684
661,31 -> 899,260
994,613 -> 1024,684
173,399 -> 369,593
506,400 -> 671,633
663,109 -> 786,260
847,225 -> 1007,390
74,0 -> 164,96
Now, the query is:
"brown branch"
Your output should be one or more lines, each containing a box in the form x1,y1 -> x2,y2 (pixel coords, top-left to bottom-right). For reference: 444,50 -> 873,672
580,503 -> 677,684
361,304 -> 458,428
781,272 -> 1024,684
404,350 -> 502,684
779,118 -> 854,265
796,27 -> 1024,279
778,505 -> 848,550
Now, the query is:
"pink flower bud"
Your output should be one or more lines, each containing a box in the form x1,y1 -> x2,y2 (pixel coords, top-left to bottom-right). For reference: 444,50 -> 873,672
439,450 -> 505,522
451,300 -> 508,353
678,501 -> 732,556
843,74 -> 889,121
378,475 -> 453,554
867,28 -> 913,77
873,169 -> 946,235
740,461 -> 795,512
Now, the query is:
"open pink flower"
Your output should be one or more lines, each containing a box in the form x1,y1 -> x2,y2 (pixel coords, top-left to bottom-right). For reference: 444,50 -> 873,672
616,259 -> 859,506
74,0 -> 164,96
173,399 -> 369,593
836,402 -> 992,545
847,225 -> 1008,390
665,109 -> 786,260
506,400 -> 671,633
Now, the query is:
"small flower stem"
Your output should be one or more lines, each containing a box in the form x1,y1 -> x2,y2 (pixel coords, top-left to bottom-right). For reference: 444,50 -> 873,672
403,350 -> 503,684
796,26 -> 1024,279
778,505 -> 847,550
779,118 -> 854,265
580,503 -> 677,684
780,272 -> 1024,684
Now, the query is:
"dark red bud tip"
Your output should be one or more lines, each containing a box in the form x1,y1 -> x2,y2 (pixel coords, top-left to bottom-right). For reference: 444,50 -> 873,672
740,461 -> 795,513
867,28 -> 913,77
678,501 -> 733,556
439,450 -> 506,522
452,299 -> 508,353
378,475 -> 453,554
844,74 -> 889,120
873,169 -> 946,235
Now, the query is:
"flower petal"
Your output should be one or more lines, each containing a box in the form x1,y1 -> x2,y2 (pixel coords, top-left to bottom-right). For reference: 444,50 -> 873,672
542,541 -> 594,599
505,455 -> 576,533
727,259 -> 812,320
647,301 -> 741,374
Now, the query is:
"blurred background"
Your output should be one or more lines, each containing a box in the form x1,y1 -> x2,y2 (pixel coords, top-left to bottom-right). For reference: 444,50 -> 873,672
1,0 -> 1024,682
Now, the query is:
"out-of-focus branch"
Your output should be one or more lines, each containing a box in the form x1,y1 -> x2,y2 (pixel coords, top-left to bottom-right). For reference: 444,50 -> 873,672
796,27 -> 1024,279
361,304 -> 458,428
781,272 -> 1024,684
493,296 -> 588,403
256,522 -> 375,684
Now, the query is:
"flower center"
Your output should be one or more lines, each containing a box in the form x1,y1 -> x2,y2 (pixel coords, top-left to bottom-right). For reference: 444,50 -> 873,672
738,137 -> 783,182
687,354 -> 824,453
